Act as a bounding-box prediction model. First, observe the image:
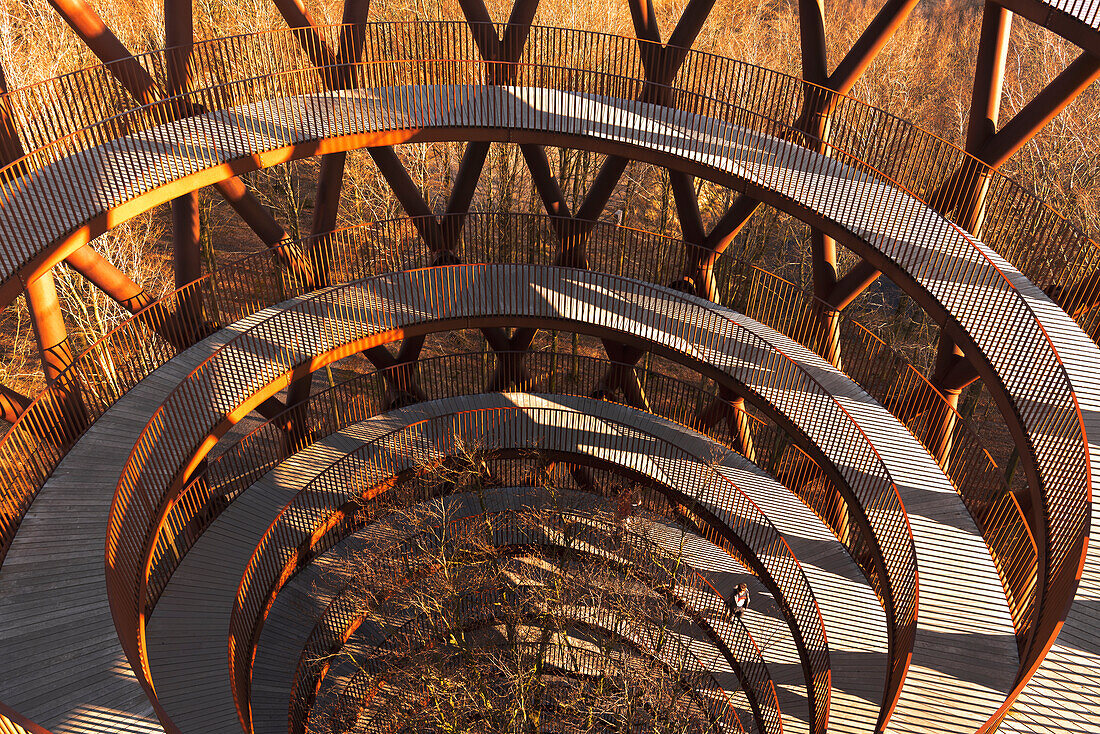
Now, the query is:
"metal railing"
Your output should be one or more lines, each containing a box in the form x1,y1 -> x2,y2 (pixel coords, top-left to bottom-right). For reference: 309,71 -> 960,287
283,501 -> 775,734
222,406 -> 816,734
0,211 -> 1029,721
159,355 -> 830,734
103,262 -> 931,734
0,212 -> 1034,727
0,23 -> 1083,671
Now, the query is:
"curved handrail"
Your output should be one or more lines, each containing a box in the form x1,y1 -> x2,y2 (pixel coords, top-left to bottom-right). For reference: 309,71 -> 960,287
104,264 -> 922,734
224,401 -> 824,734
0,213 -> 1028,632
150,353 -> 834,734
279,499 -> 779,734
0,23 -> 1096,339
146,349 -> 843,609
0,26 -> 1085,676
0,212 -> 1032,733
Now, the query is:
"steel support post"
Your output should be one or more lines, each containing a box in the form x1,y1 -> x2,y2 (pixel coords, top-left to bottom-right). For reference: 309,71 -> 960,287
800,0 -> 844,370
441,141 -> 491,250
487,327 -> 537,392
273,0 -> 337,74
727,394 -> 756,464
364,343 -> 427,407
925,4 -> 1011,467
26,271 -> 87,435
64,246 -> 153,314
602,342 -> 650,412
977,50 -> 1100,170
3,58 -> 81,428
926,337 -> 968,469
283,370 -> 313,453
366,147 -> 445,250
308,0 -> 370,286
827,0 -> 921,97
165,0 -> 204,336
0,63 -> 21,164
694,197 -> 760,302
47,0 -> 160,105
309,151 -> 346,288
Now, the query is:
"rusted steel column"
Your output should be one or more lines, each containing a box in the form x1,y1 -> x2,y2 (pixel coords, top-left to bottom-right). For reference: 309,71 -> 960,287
811,231 -> 843,370
520,144 -> 571,222
977,50 -> 1100,170
487,328 -> 536,393
935,28 -> 1097,218
64,246 -> 153,313
827,0 -> 921,97
662,0 -> 718,71
967,4 -> 1013,153
727,394 -> 756,464
925,337 -> 970,467
283,371 -> 313,453
798,0 -> 829,87
440,141 -> 491,250
364,343 -> 427,406
0,384 -> 31,423
308,152 -> 346,288
954,2 -> 1013,232
26,271 -> 87,433
165,0 -> 205,336
694,197 -> 760,302
367,147 -> 445,250
309,0 -> 371,286
459,0 -> 539,86
26,272 -> 72,383
48,0 -> 160,105
798,1 -> 844,371
165,0 -> 200,285
0,62 -> 23,165
273,0 -> 337,75
628,0 -> 665,98
924,5 -> 1011,471
694,389 -> 755,463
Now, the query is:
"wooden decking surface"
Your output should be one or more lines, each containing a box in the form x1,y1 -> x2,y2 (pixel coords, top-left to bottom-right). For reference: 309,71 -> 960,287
0,308 -> 285,733
0,265 -> 1023,732
0,85 -> 1096,579
256,488 -> 765,734
151,394 -> 880,734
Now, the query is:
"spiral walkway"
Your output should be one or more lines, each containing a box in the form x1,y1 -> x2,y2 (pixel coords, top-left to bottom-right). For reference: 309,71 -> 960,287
2,265 -> 1017,734
1,7 -> 1099,734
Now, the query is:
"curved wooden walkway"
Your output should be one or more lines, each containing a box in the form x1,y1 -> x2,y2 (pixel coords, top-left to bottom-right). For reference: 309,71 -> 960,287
0,307 -> 282,733
2,267 -> 1017,733
257,489 -> 769,734
149,394 -> 875,734
114,265 -> 1015,730
3,79 -> 1098,518
5,82 -> 1097,681
149,394 -> 828,733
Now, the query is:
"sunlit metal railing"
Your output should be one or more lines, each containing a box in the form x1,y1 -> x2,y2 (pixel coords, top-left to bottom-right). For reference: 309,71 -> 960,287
224,405 -> 814,733
0,213 -> 1033,734
0,24 -> 1084,677
0,20 -> 1087,728
282,497 -> 777,734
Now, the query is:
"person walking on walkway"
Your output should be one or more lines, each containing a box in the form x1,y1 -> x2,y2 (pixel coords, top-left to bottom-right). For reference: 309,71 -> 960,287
730,582 -> 750,618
